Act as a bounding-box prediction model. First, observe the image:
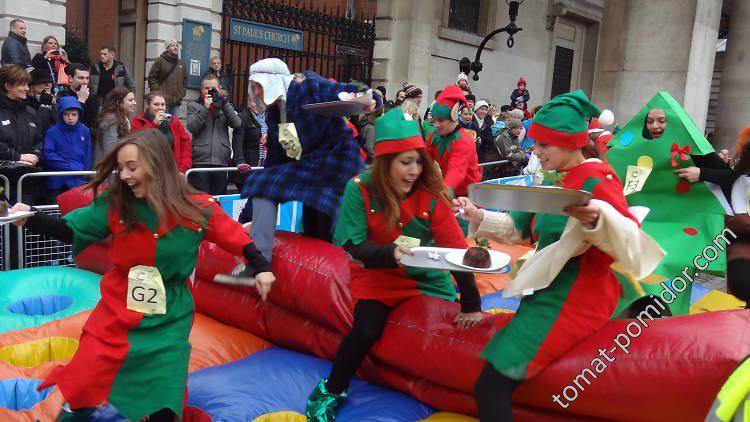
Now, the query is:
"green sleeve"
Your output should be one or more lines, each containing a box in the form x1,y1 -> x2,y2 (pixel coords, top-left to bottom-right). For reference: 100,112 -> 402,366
333,179 -> 368,246
510,210 -> 534,240
63,193 -> 112,256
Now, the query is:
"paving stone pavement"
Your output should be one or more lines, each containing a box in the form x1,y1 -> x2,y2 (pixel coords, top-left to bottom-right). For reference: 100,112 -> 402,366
695,273 -> 726,292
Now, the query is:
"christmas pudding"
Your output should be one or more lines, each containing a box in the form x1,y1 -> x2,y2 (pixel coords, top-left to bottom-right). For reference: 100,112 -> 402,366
462,239 -> 492,268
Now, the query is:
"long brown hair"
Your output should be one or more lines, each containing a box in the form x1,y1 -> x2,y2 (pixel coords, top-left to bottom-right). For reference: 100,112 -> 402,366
89,129 -> 205,230
369,148 -> 452,229
96,87 -> 132,141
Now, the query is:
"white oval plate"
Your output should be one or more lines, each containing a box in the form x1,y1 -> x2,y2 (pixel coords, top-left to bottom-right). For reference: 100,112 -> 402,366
444,250 -> 510,272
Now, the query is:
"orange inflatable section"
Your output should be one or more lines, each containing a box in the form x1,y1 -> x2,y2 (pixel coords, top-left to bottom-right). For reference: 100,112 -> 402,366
472,239 -> 533,295
0,310 -> 271,421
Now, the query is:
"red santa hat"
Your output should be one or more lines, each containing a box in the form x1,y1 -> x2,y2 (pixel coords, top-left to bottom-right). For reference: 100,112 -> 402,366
517,77 -> 527,87
588,110 -> 615,133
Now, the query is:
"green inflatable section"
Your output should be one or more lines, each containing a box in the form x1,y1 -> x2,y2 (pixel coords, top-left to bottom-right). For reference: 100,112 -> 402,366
607,92 -> 728,316
0,267 -> 101,334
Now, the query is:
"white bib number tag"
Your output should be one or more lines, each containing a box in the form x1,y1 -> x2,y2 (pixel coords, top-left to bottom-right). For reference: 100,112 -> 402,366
127,265 -> 167,315
394,235 -> 421,248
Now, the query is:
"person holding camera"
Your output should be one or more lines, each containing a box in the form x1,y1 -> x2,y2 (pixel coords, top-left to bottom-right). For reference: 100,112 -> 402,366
32,36 -> 70,94
187,73 -> 240,195
132,92 -> 191,173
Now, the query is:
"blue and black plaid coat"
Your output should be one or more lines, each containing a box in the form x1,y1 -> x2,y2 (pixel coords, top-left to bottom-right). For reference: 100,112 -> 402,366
241,74 -> 365,218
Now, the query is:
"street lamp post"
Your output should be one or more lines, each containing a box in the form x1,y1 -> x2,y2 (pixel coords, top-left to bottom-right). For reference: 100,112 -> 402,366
459,0 -> 524,81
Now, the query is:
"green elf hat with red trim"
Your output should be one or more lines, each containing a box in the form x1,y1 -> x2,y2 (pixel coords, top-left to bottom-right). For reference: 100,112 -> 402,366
431,85 -> 467,121
374,108 -> 425,157
528,90 -> 613,149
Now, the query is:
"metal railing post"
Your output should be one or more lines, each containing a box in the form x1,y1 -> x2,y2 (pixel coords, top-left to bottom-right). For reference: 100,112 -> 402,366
15,171 -> 96,269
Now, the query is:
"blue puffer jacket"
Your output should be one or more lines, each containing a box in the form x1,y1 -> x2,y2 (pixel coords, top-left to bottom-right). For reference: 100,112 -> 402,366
43,96 -> 92,190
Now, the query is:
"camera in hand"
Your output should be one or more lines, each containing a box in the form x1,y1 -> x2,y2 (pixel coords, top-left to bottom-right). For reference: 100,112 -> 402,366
207,88 -> 225,107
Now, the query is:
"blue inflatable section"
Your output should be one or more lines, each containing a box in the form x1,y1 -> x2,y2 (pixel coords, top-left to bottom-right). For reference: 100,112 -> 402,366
186,346 -> 435,421
7,295 -> 74,316
0,379 -> 53,411
0,267 -> 101,333
481,291 -> 521,312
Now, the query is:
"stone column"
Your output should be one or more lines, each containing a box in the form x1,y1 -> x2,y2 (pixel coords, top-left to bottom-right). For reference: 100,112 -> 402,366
714,0 -> 750,151
592,0 -> 722,130
373,0 -> 438,105
0,0 -> 66,55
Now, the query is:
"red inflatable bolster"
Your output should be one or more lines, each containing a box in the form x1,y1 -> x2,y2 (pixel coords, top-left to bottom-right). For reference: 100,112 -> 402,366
191,234 -> 750,420
190,277 -> 586,421
195,233 -> 355,335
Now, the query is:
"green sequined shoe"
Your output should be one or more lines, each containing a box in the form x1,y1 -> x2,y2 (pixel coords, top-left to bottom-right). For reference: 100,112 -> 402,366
56,405 -> 95,421
306,378 -> 347,421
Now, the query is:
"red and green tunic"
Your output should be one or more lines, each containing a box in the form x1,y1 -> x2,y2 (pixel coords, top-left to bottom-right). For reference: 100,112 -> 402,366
483,160 -> 636,380
426,128 -> 482,197
334,172 -> 468,306
38,192 -> 252,420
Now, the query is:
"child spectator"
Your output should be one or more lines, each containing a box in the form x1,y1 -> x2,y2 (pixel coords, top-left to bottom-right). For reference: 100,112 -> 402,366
456,72 -> 472,96
510,77 -> 530,107
43,96 -> 91,197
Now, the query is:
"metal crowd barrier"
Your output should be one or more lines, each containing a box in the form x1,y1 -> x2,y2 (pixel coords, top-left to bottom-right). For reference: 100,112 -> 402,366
478,160 -> 510,167
184,166 -> 263,178
16,171 -> 96,269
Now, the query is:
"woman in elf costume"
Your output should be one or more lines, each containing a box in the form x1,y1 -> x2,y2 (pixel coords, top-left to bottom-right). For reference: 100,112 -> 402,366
305,108 -> 483,421
426,85 -> 481,234
455,91 -> 663,420
11,130 -> 276,421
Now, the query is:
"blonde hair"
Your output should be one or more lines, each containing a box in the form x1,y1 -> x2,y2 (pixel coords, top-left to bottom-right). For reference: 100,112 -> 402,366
401,99 -> 419,119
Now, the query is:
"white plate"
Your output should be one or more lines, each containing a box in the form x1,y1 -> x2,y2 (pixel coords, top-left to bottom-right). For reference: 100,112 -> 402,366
444,249 -> 510,272
0,210 -> 35,225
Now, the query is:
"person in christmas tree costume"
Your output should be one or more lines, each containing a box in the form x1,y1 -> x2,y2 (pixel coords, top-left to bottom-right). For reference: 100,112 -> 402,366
10,130 -> 276,421
455,90 -> 663,421
606,92 -> 731,316
305,108 -> 483,421
425,85 -> 481,233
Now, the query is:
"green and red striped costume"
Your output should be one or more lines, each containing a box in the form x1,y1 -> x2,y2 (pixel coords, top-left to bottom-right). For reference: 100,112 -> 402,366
38,192 -> 252,419
483,160 -> 637,380
334,172 -> 467,305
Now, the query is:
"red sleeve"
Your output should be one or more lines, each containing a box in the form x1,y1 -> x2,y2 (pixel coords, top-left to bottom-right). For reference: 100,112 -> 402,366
174,119 -> 192,172
425,132 -> 438,161
442,138 -> 473,191
430,197 -> 468,249
130,117 -> 145,133
203,198 -> 252,256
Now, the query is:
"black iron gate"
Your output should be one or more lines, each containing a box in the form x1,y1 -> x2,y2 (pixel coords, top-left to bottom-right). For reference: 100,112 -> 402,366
221,0 -> 376,108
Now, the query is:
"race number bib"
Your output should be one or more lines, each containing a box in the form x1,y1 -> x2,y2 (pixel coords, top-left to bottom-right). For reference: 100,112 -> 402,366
394,235 -> 421,248
127,265 -> 167,315
623,165 -> 652,196
278,123 -> 302,160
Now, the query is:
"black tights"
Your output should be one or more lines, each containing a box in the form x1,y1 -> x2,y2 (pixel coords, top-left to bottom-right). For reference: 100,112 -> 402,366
728,259 -> 750,308
474,362 -> 520,422
65,407 -> 175,421
326,300 -> 391,394
302,205 -> 334,243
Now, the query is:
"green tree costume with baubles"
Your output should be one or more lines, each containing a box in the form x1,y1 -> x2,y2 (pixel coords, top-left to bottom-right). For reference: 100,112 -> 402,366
607,92 -> 728,316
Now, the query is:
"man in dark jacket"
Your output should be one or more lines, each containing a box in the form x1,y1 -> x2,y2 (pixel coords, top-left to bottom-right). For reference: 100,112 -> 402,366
89,45 -> 136,99
147,40 -> 187,116
202,55 -> 231,98
56,63 -> 100,129
1,19 -> 32,67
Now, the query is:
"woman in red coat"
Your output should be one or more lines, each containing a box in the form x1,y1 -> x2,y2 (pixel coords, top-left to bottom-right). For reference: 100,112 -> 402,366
131,92 -> 192,172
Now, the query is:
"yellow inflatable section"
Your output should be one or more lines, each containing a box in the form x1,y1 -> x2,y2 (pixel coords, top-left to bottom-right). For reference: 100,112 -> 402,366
0,336 -> 78,367
252,411 -> 307,421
